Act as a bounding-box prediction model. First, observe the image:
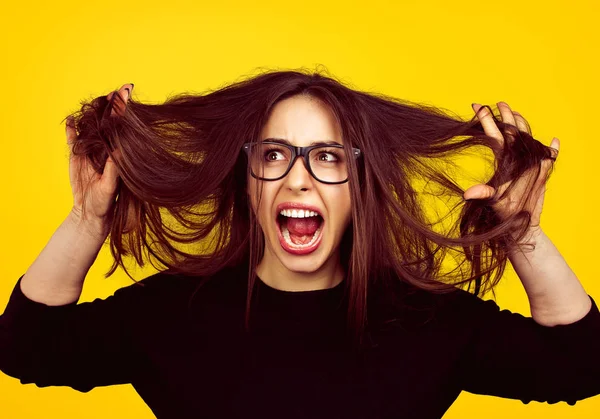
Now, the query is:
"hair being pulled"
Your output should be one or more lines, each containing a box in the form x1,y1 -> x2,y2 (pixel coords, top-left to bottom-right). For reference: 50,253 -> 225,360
66,67 -> 557,347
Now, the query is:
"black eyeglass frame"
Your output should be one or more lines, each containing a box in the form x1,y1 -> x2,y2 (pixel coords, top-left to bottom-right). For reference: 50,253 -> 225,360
242,141 -> 362,185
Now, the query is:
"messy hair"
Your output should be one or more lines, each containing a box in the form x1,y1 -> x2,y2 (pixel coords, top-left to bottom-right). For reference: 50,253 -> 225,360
67,67 -> 555,346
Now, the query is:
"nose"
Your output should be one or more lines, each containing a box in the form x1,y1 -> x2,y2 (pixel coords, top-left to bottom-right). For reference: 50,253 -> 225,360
283,155 -> 313,191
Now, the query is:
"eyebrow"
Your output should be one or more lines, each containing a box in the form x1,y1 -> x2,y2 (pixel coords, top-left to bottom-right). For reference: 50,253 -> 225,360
263,137 -> 342,147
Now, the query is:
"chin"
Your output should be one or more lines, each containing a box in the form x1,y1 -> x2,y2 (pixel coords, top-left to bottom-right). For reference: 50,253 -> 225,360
277,253 -> 327,274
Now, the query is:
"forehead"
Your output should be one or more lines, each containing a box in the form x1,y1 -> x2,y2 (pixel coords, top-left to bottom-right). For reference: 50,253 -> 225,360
260,95 -> 343,146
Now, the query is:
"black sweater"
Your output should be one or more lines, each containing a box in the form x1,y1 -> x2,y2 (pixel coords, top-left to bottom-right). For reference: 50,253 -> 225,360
1,260 -> 600,419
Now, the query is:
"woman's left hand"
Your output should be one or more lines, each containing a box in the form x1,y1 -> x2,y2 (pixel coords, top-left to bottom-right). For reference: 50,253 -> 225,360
463,102 -> 559,229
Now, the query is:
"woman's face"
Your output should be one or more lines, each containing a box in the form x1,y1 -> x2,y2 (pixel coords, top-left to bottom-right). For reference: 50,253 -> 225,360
248,94 -> 352,278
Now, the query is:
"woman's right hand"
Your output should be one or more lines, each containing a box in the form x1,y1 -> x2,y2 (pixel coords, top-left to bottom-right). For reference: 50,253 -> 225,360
68,83 -> 133,232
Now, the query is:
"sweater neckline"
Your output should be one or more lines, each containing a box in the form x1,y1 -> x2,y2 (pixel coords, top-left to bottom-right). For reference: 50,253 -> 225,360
256,275 -> 345,296
253,274 -> 347,320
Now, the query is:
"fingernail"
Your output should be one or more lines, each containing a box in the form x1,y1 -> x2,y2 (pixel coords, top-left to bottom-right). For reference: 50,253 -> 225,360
130,83 -> 134,91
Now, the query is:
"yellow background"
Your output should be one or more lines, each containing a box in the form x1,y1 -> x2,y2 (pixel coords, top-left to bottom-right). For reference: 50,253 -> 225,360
1,0 -> 599,417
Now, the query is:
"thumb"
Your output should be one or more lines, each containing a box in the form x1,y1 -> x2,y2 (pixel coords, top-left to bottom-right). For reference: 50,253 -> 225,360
464,184 -> 495,201
99,156 -> 120,197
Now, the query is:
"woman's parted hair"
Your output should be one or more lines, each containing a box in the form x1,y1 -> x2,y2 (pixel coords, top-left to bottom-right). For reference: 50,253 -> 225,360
68,67 -> 556,346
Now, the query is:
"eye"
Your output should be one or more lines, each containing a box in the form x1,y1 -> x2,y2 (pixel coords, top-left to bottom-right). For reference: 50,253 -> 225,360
316,151 -> 339,162
264,148 -> 286,161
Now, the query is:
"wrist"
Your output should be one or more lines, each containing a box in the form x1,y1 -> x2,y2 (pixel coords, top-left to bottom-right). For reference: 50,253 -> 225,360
510,225 -> 544,245
67,208 -> 111,241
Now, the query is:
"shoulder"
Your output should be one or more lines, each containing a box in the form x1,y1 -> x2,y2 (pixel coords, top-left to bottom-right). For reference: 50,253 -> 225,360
110,271 -> 198,307
368,275 -> 497,332
110,261 -> 248,316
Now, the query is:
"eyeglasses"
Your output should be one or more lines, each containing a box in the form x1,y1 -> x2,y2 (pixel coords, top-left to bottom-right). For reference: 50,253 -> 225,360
242,141 -> 362,184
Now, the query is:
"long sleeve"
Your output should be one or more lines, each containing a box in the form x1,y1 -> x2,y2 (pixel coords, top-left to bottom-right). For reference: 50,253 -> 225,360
453,288 -> 600,405
0,274 -> 156,393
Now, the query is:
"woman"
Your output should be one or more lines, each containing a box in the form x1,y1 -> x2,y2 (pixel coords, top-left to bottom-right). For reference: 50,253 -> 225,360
1,70 -> 599,418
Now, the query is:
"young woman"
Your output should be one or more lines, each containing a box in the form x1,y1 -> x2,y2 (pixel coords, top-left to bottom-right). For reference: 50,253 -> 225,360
1,71 -> 599,419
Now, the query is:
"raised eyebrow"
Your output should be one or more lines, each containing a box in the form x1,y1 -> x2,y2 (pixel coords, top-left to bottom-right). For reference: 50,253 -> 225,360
263,138 -> 342,147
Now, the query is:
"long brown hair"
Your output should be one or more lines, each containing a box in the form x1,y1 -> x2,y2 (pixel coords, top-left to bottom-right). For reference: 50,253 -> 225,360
67,67 -> 556,346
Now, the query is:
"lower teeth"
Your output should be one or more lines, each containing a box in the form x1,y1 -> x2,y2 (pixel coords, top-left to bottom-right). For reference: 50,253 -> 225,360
282,225 -> 322,249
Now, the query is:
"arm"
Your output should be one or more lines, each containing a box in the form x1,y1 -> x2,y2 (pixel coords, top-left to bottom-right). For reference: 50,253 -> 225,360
0,208 -> 181,393
20,210 -> 109,306
508,227 -> 592,326
467,103 -> 590,324
0,84 -> 148,391
0,211 -> 146,392
0,273 -> 147,392
458,103 -> 600,404
455,228 -> 600,405
22,83 -> 133,305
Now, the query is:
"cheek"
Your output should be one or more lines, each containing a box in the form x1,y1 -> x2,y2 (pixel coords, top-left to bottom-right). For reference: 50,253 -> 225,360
328,187 -> 352,228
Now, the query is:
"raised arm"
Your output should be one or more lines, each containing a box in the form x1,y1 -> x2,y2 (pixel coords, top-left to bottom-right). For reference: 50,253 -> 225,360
459,102 -> 600,405
20,83 -> 132,305
0,84 -> 141,391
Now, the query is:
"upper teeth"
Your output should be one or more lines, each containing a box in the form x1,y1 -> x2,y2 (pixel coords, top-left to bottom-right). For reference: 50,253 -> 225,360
280,209 -> 320,218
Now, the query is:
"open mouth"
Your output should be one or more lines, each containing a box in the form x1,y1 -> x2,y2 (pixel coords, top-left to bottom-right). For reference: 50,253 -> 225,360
275,212 -> 325,254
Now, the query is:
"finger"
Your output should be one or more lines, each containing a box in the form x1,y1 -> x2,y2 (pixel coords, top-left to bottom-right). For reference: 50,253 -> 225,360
497,102 -> 517,127
108,84 -> 131,117
100,156 -> 120,197
541,137 -> 559,166
66,116 -> 77,146
472,103 -> 504,144
79,153 -> 98,181
539,137 -> 560,177
112,147 -> 123,161
66,116 -> 78,163
107,83 -> 134,117
464,184 -> 496,201
549,137 -> 560,159
512,111 -> 532,135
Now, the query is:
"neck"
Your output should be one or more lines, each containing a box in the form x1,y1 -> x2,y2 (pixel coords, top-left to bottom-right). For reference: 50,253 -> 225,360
255,247 -> 345,292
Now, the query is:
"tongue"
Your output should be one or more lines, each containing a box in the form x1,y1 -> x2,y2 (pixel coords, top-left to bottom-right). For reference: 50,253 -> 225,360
286,217 -> 321,245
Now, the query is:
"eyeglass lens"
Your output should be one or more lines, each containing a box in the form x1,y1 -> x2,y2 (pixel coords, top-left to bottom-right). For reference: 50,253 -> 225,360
248,143 -> 349,183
